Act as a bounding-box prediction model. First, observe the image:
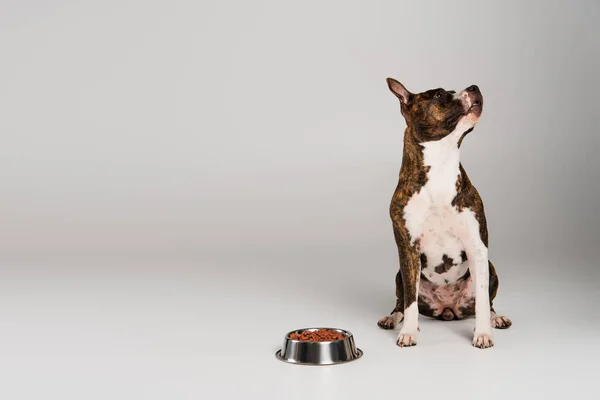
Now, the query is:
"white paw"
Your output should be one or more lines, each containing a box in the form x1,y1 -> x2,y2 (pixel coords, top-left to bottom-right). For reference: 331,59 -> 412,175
396,332 -> 417,347
472,331 -> 494,349
491,315 -> 512,329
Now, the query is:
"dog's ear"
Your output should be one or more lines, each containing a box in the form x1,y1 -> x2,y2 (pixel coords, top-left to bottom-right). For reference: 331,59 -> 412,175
386,78 -> 412,105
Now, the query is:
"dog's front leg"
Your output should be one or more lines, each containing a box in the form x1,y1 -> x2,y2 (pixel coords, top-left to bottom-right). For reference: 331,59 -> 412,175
394,229 -> 421,347
458,212 -> 493,348
470,249 -> 493,348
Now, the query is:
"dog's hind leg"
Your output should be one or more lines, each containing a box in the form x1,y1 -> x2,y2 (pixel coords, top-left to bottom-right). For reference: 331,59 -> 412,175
488,261 -> 512,329
377,270 -> 405,330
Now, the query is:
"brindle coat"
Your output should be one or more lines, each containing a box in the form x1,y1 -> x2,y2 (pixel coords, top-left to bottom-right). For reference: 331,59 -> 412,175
377,78 -> 511,348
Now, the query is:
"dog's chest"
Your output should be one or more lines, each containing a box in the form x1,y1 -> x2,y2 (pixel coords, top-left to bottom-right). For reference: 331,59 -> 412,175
403,139 -> 466,284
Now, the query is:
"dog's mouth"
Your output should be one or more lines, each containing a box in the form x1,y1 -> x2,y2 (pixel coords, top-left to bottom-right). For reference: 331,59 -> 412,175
458,87 -> 483,117
468,99 -> 482,110
466,100 -> 483,116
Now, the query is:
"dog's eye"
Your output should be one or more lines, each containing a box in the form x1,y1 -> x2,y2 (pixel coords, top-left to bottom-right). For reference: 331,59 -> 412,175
434,90 -> 443,99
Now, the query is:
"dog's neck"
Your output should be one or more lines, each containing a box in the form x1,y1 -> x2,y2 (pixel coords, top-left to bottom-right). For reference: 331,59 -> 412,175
402,126 -> 462,170
401,126 -> 464,202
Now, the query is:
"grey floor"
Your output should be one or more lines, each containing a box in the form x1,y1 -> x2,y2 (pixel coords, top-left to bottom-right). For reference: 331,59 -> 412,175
1,1 -> 598,399
1,250 -> 597,400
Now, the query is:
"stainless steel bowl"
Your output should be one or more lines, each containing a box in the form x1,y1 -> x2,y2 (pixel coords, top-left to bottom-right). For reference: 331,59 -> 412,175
275,328 -> 363,366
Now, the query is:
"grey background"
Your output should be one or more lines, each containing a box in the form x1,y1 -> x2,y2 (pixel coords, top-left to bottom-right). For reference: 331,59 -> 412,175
0,0 -> 598,399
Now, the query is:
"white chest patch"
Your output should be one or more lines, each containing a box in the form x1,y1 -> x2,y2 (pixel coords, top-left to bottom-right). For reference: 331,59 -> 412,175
403,128 -> 471,286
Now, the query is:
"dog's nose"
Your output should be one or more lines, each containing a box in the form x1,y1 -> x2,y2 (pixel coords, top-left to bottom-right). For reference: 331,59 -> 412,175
467,85 -> 480,93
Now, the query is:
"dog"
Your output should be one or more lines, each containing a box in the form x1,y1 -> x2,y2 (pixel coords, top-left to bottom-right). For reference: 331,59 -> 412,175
377,78 -> 511,349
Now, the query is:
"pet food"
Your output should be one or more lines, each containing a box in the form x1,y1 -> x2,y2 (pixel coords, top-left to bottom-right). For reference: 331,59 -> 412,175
289,328 -> 347,342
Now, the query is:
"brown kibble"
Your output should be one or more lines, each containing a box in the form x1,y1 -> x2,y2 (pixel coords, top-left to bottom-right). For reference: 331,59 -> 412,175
288,328 -> 347,342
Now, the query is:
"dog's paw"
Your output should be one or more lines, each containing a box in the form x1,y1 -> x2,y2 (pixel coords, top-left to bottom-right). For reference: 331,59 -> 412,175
472,331 -> 494,349
377,316 -> 396,330
396,332 -> 417,347
377,312 -> 403,330
491,315 -> 512,329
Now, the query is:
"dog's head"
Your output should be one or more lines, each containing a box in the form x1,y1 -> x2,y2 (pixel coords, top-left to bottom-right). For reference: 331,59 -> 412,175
386,78 -> 483,143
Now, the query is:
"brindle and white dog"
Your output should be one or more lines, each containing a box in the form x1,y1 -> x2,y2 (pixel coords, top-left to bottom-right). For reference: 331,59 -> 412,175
377,78 -> 511,349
